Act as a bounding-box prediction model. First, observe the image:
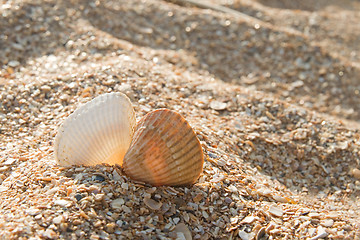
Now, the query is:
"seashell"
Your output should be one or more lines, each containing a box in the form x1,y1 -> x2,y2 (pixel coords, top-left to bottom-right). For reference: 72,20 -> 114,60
54,93 -> 204,186
54,92 -> 136,166
122,109 -> 204,186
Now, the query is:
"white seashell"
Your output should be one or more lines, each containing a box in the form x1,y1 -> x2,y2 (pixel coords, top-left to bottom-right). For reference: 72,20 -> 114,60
54,92 -> 136,166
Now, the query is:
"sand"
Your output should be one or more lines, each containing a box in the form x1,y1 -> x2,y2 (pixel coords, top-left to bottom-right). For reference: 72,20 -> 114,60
0,0 -> 359,239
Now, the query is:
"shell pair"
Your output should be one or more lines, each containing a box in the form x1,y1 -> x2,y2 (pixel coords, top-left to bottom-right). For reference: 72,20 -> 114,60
54,93 -> 204,186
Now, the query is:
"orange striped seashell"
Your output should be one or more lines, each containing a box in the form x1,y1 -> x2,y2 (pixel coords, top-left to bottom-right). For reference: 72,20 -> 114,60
122,109 -> 204,186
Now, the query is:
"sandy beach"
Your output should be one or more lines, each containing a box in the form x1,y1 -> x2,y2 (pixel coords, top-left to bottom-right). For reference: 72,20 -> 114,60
0,0 -> 360,239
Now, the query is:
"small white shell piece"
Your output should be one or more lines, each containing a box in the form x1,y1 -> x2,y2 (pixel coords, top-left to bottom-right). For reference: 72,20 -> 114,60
54,92 -> 136,166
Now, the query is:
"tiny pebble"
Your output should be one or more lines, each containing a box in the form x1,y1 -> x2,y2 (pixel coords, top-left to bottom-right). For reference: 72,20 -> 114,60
26,208 -> 40,216
94,175 -> 105,182
210,100 -> 227,111
350,168 -> 360,180
40,85 -> 51,92
54,199 -> 71,208
238,230 -> 254,240
224,197 -> 232,204
75,193 -> 84,201
42,229 -> 57,239
173,223 -> 192,240
121,182 -> 129,190
143,197 -> 162,210
111,198 -> 125,209
272,195 -> 289,203
310,226 -> 329,240
53,216 -> 64,224
269,205 -> 283,218
320,219 -> 334,227
94,193 -> 105,202
112,170 -> 122,181
241,215 -> 256,224
8,60 -> 20,67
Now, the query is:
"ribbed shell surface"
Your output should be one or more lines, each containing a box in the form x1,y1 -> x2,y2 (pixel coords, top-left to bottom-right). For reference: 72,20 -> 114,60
122,109 -> 204,186
54,93 -> 136,166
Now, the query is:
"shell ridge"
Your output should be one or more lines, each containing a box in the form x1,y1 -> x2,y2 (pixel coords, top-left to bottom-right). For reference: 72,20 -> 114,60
150,110 -> 174,131
66,111 -> 90,165
125,124 -> 161,160
149,149 -> 202,183
89,104 -> 110,165
82,102 -> 111,165
107,95 -> 135,165
163,120 -> 188,147
151,139 -> 203,178
100,102 -> 117,165
171,138 -> 200,160
167,129 -> 196,153
142,150 -> 173,173
165,159 -> 203,184
144,110 -> 181,151
167,121 -> 195,148
56,113 -> 78,165
108,100 -> 126,164
128,110 -> 174,150
124,162 -> 155,184
77,95 -> 112,165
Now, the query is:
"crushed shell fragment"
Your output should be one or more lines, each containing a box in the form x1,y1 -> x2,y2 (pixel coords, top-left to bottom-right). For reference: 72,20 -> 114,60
123,109 -> 204,186
143,197 -> 162,210
54,92 -> 136,166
